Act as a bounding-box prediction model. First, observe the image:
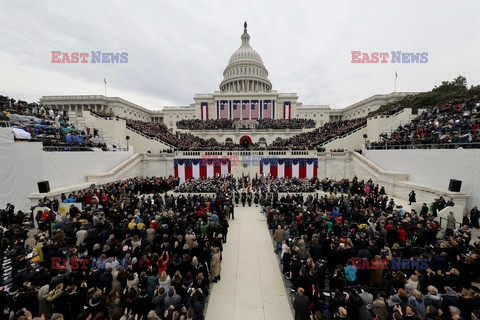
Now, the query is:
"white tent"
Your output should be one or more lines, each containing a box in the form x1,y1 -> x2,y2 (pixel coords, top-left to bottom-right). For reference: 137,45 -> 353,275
12,127 -> 32,140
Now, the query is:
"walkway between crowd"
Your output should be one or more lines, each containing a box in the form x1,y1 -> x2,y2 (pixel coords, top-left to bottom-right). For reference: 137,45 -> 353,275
205,205 -> 293,320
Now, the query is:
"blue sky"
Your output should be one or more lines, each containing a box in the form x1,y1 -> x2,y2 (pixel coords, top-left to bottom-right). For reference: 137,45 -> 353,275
1,0 -> 479,110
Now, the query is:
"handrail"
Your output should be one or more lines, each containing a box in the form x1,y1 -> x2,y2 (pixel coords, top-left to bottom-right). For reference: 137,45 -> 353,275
367,141 -> 480,150
43,146 -> 98,152
174,150 -> 344,158
438,216 -> 462,229
351,151 -> 382,174
87,154 -> 141,181
124,125 -> 176,149
367,108 -> 405,120
177,127 -> 312,132
318,124 -> 367,147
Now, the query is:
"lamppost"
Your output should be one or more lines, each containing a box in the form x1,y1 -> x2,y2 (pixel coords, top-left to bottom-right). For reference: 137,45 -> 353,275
126,135 -> 130,151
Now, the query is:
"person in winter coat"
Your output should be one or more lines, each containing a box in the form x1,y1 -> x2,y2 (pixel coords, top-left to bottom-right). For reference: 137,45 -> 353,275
358,287 -> 374,320
405,274 -> 420,295
409,190 -> 416,205
446,211 -> 456,235
106,290 -> 123,320
211,247 -> 222,283
408,290 -> 426,319
388,288 -> 410,315
423,286 -> 443,310
373,292 -> 389,320
344,259 -> 357,286
293,287 -> 310,320
38,284 -> 53,319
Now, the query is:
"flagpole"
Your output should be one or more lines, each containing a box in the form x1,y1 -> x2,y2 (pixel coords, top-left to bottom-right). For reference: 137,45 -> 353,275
104,78 -> 107,97
394,72 -> 397,93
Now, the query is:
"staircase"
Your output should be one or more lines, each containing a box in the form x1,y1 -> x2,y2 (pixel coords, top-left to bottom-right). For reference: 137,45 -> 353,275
68,112 -> 124,150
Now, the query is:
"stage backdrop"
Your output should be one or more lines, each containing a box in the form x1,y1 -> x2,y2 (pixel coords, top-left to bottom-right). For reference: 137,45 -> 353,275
174,158 -> 231,183
260,158 -> 318,179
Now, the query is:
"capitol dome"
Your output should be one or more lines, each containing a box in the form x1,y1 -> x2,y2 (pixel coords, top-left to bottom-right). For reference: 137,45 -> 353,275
219,22 -> 272,93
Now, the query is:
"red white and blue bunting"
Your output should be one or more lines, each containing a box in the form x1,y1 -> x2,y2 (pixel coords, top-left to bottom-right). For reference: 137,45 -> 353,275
260,158 -> 318,179
174,158 -> 230,183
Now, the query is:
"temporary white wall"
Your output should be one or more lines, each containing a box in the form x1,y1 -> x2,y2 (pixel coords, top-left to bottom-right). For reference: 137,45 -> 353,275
364,149 -> 480,208
42,150 -> 133,188
0,129 -> 44,211
83,113 -> 172,153
366,108 -> 412,142
0,127 -> 134,211
321,126 -> 367,151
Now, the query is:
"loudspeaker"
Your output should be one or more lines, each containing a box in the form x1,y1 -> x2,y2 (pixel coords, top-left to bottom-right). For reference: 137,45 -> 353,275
37,181 -> 50,193
448,179 -> 462,192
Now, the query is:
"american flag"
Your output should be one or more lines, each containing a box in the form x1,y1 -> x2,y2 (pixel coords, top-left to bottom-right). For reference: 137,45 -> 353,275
242,101 -> 249,119
201,102 -> 208,120
219,101 -> 229,119
232,101 -> 241,119
284,101 -> 291,120
251,100 -> 259,119
263,100 -> 272,119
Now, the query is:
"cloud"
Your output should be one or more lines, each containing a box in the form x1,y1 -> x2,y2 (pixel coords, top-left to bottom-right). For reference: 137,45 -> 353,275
1,0 -> 479,110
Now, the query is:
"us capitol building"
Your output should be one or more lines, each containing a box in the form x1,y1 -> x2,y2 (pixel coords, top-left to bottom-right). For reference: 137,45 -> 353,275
40,22 -> 414,131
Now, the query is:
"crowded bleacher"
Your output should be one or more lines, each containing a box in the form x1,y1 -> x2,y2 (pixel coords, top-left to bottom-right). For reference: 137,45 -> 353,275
1,96 -> 108,151
269,118 -> 367,150
124,116 -> 364,151
176,118 -> 316,130
369,97 -> 480,149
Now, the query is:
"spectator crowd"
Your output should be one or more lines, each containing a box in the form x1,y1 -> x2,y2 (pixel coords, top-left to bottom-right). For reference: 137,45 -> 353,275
1,96 -> 108,151
174,176 -> 317,194
0,171 -> 479,319
265,176 -> 480,320
369,97 -> 480,149
176,118 -> 316,131
126,116 -> 365,151
270,118 -> 367,150
0,176 -> 233,320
